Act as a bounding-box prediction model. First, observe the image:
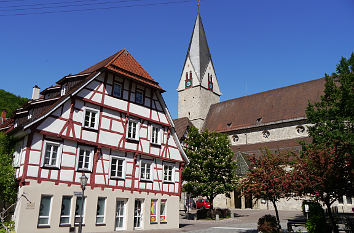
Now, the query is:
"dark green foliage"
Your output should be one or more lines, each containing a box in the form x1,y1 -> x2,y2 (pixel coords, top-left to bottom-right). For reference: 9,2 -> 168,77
302,201 -> 328,233
257,215 -> 279,233
305,53 -> 354,195
0,89 -> 28,118
196,208 -> 231,220
182,126 -> 238,210
0,133 -> 17,205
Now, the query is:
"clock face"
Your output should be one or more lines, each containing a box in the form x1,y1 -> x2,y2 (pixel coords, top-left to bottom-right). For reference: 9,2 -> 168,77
186,80 -> 192,88
208,82 -> 213,89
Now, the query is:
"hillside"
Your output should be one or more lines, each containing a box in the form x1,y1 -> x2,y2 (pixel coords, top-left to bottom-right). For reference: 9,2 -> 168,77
0,89 -> 29,118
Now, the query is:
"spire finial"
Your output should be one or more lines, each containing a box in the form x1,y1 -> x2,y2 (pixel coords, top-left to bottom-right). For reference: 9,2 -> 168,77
197,0 -> 200,12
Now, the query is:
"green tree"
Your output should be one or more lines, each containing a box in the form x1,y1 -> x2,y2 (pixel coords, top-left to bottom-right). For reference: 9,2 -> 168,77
0,89 -> 28,118
182,126 -> 238,210
239,150 -> 293,230
300,53 -> 354,233
0,132 -> 17,232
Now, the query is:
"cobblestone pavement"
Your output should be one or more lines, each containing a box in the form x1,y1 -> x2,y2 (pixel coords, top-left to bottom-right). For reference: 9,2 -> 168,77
98,209 -> 307,233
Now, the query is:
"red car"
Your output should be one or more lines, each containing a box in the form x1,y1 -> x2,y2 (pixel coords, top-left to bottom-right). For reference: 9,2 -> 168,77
196,199 -> 210,209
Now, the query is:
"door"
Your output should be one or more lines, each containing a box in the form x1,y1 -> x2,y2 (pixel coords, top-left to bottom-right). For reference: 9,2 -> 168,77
245,195 -> 253,209
134,199 -> 143,229
115,200 -> 125,231
234,191 -> 242,209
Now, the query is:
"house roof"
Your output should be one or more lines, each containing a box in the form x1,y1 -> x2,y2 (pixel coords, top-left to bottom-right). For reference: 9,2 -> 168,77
203,78 -> 326,132
79,49 -> 164,92
173,117 -> 193,140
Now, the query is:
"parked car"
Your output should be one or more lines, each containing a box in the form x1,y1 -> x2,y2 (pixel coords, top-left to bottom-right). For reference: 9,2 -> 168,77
196,199 -> 210,209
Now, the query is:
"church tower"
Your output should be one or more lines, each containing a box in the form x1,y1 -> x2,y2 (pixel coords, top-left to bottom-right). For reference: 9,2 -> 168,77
177,11 -> 221,130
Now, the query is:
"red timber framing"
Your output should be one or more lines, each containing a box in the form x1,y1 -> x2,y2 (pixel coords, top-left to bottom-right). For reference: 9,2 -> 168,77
16,70 -> 185,197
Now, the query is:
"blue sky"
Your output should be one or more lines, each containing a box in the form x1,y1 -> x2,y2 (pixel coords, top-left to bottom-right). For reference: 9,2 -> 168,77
0,0 -> 353,118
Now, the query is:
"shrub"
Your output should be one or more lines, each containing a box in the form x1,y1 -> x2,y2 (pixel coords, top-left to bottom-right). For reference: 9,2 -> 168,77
257,215 -> 279,233
196,208 -> 231,219
302,201 -> 329,233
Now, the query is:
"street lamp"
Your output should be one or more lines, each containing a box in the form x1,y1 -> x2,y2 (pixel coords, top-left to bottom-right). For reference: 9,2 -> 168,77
78,173 -> 88,233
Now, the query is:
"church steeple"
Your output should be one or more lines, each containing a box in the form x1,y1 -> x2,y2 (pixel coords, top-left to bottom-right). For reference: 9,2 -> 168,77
177,10 -> 221,130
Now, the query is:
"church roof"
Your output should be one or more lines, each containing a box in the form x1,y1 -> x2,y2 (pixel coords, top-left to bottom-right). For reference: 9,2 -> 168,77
203,78 -> 326,132
185,12 -> 213,81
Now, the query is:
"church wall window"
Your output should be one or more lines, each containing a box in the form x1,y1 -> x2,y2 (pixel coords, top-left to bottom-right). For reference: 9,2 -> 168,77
208,73 -> 213,91
296,125 -> 306,134
185,71 -> 192,88
262,130 -> 270,138
232,135 -> 239,142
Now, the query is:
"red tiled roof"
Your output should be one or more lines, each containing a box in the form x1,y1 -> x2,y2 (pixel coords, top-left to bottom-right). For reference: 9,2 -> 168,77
204,78 -> 326,132
79,49 -> 164,91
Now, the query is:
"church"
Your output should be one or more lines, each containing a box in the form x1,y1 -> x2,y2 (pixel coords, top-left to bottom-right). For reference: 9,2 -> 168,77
173,10 -> 353,212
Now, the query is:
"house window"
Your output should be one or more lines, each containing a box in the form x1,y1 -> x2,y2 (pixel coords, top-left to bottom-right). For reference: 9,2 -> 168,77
134,199 -> 143,228
96,197 -> 106,224
38,195 -> 52,226
151,125 -> 161,145
346,195 -> 352,205
77,146 -> 94,172
115,199 -> 126,230
42,141 -> 62,168
163,163 -> 174,182
338,196 -> 344,204
140,160 -> 153,181
160,199 -> 167,223
75,196 -> 85,224
13,140 -> 23,168
110,157 -> 125,179
60,196 -> 72,225
127,118 -> 139,140
135,90 -> 143,104
61,84 -> 67,96
83,107 -> 99,130
113,82 -> 122,98
150,200 -> 157,223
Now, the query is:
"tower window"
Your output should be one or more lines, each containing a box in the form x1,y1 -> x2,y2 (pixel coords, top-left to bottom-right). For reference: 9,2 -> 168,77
185,71 -> 192,88
208,74 -> 213,91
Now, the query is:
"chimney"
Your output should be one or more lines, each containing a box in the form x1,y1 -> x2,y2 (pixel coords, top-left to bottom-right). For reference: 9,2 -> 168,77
1,110 -> 6,124
32,85 -> 40,100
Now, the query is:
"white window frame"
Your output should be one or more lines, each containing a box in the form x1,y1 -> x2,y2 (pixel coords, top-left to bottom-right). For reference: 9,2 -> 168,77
112,82 -> 122,98
150,125 -> 162,145
139,159 -> 154,182
110,156 -> 126,179
60,196 -> 72,225
126,118 -> 140,141
82,107 -> 100,130
41,140 -> 62,169
38,195 -> 52,227
135,90 -> 144,104
96,197 -> 106,225
115,199 -> 126,230
134,199 -> 144,229
76,146 -> 94,172
163,162 -> 175,183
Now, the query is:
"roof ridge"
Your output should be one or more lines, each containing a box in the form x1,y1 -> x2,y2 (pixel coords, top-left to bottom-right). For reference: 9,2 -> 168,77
214,77 -> 325,107
103,48 -> 126,69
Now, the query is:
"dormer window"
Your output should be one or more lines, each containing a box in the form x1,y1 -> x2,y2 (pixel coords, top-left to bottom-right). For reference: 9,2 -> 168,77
61,84 -> 67,96
208,74 -> 213,91
185,71 -> 192,88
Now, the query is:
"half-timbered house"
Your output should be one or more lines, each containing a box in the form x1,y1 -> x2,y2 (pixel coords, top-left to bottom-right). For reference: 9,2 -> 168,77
2,49 -> 188,233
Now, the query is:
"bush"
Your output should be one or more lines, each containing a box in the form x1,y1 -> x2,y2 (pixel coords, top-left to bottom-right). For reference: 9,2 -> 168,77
196,208 -> 231,219
302,201 -> 329,233
257,215 -> 279,233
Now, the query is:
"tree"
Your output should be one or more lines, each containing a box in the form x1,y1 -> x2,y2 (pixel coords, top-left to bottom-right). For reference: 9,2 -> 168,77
182,126 -> 238,210
301,53 -> 354,233
0,89 -> 28,118
292,146 -> 347,233
0,132 -> 17,232
239,149 -> 293,230
306,53 -> 354,193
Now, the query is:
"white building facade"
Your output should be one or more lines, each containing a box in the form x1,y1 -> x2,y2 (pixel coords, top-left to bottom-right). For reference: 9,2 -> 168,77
3,49 -> 188,233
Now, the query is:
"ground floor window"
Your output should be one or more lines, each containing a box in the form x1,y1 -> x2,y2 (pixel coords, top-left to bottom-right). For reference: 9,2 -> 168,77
134,199 -> 143,228
75,196 -> 86,224
115,199 -> 126,230
60,196 -> 72,225
160,199 -> 167,223
38,195 -> 52,226
96,197 -> 106,224
150,199 -> 157,223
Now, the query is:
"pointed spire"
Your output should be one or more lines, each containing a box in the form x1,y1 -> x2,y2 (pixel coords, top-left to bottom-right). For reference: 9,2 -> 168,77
186,11 -> 212,81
